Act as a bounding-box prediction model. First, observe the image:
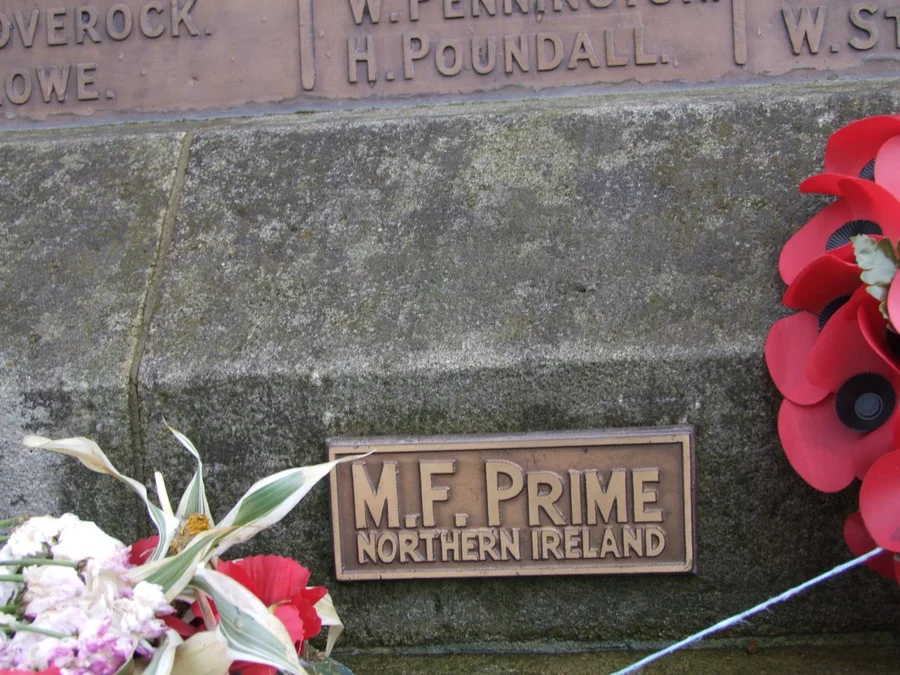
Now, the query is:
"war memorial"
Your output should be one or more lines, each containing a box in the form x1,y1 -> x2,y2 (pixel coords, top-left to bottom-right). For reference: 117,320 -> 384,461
0,1 -> 899,672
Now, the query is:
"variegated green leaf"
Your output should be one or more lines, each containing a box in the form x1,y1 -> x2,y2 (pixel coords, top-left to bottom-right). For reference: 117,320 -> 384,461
114,658 -> 136,675
22,436 -> 178,561
129,528 -> 228,600
189,567 -> 307,675
213,454 -> 368,557
165,423 -> 213,523
138,630 -> 182,675
170,630 -> 231,675
313,592 -> 343,657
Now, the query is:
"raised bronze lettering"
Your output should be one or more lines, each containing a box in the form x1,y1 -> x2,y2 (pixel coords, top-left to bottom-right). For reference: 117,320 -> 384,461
14,10 -> 40,49
6,69 -> 32,104
849,3 -> 879,51
783,5 -> 827,55
47,8 -> 68,46
36,65 -> 70,102
107,5 -> 134,42
171,0 -> 199,37
140,2 -> 166,38
352,461 -> 401,529
348,35 -> 377,83
0,14 -> 10,49
403,33 -> 430,79
76,62 -> 99,101
75,6 -> 101,45
330,429 -> 694,580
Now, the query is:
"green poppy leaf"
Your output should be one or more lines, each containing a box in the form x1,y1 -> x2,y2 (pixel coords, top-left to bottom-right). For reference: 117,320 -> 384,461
854,234 -> 900,287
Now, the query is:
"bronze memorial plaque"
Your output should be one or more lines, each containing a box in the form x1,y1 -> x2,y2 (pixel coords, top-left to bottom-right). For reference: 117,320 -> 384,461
328,427 -> 695,580
0,2 -> 898,125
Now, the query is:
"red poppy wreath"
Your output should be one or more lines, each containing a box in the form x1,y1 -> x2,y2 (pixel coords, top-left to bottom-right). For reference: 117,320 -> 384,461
766,115 -> 900,583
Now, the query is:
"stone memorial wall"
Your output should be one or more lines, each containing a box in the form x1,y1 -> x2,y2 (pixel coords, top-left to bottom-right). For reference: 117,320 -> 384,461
0,0 -> 898,657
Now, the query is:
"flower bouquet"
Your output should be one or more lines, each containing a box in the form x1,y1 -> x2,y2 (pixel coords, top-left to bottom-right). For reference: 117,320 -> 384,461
765,114 -> 900,580
0,425 -> 359,675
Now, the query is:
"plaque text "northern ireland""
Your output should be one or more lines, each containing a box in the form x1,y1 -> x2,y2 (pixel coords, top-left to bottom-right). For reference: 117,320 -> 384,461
328,428 -> 695,580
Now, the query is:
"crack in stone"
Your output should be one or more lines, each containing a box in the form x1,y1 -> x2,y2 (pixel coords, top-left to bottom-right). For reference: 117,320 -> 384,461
126,131 -> 195,531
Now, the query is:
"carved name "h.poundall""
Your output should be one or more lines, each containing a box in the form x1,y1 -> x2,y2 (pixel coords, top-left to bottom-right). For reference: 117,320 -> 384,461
0,1 -> 897,125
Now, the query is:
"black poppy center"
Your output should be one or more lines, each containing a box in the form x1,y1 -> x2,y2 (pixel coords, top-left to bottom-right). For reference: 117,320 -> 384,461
886,328 -> 900,361
835,373 -> 896,432
860,158 -> 876,182
855,393 -> 883,420
818,294 -> 852,332
826,220 -> 882,251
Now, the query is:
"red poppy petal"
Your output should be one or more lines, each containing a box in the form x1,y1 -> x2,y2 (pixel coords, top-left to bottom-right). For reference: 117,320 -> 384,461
163,615 -> 200,638
289,595 -> 323,640
777,398 -> 859,492
856,299 -> 900,376
233,556 -> 312,607
765,313 -> 830,405
824,115 -> 900,177
806,290 -> 895,390
799,173 -> 845,196
875,135 -> 900,197
852,421 -> 895,481
779,199 -> 856,284
128,536 -> 160,566
844,511 -> 896,579
860,449 -> 900,552
837,178 -> 900,238
274,604 -> 307,645
217,561 -> 263,600
298,586 -> 328,606
888,280 -> 900,334
782,252 -> 861,313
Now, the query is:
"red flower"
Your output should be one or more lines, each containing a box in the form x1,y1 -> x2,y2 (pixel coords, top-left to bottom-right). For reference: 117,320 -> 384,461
860,449 -> 900,554
843,511 -> 896,581
822,114 -> 900,189
779,177 -> 900,284
777,289 -> 900,492
217,556 -> 328,675
128,536 -> 159,566
765,249 -> 862,406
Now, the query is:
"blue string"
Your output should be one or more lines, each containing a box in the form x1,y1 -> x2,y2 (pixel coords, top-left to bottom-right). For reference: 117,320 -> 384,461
611,547 -> 886,675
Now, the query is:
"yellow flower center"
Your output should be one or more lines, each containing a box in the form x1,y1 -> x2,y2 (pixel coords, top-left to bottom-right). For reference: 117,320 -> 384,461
169,514 -> 212,554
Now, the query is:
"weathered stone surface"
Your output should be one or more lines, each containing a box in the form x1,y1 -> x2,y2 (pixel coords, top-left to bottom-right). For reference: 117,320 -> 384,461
0,129 -> 182,542
135,81 -> 900,648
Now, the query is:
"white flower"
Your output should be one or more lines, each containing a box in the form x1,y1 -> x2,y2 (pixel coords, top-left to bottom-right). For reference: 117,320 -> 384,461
0,515 -> 61,559
22,565 -> 83,618
0,515 -> 175,675
52,516 -> 125,566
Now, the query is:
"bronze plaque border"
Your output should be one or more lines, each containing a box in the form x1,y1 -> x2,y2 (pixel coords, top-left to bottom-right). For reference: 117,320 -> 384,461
327,426 -> 695,581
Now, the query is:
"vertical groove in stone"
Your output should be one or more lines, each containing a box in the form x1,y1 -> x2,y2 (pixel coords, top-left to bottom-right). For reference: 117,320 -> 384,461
127,131 -> 195,518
